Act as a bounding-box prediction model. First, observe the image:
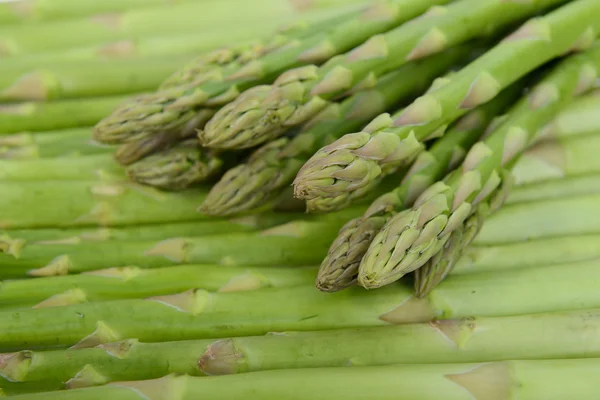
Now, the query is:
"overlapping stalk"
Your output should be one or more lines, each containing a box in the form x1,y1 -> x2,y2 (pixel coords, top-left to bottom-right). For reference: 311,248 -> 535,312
201,47 -> 471,216
358,40 -> 600,289
294,0 -> 600,207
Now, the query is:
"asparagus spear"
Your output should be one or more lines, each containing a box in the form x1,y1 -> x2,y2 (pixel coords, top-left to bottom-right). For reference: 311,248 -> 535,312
5,257 -> 600,350
294,1 -> 600,206
508,172 -> 600,203
358,39 -> 600,289
0,128 -> 113,160
201,47 -> 472,216
205,0 -> 571,150
2,308 -> 600,390
0,0 -> 346,57
0,95 -> 130,134
0,265 -> 318,309
11,359 -> 600,400
537,90 -> 600,139
125,140 -> 225,190
0,209 -> 360,278
94,0 -> 454,148
316,88 -> 519,291
0,180 -> 210,229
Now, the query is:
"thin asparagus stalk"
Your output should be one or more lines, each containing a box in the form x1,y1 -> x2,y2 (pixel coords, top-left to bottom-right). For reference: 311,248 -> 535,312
0,95 -> 130,134
4,258 -> 600,350
94,0 -> 454,149
201,46 -> 472,216
294,1 -> 600,206
316,87 -> 520,291
0,208 -> 360,278
536,88 -> 600,139
2,308 -> 600,390
508,172 -> 600,203
0,265 -> 318,309
125,140 -> 225,190
358,39 -> 600,289
10,359 -> 600,400
0,128 -> 113,160
0,54 -> 193,101
513,130 -> 600,185
453,234 -> 600,275
0,0 -> 347,57
0,180 -> 210,229
206,0 -> 571,150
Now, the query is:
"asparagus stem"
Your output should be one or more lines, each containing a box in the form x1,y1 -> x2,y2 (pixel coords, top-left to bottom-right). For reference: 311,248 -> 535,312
315,86 -> 520,291
508,172 -> 600,203
3,307 -> 600,390
358,38 -> 600,289
294,1 -> 600,206
0,209 -> 361,278
0,265 -> 317,309
4,257 -> 600,351
0,95 -> 130,134
94,0 -> 453,147
208,0 -> 571,150
10,359 -> 600,400
201,46 -> 472,216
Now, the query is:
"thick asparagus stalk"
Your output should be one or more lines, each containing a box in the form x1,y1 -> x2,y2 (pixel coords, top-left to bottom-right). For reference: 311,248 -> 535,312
205,0 -> 571,150
10,359 -> 600,400
0,209 -> 360,278
0,180 -> 210,229
2,308 -> 600,390
358,39 -> 600,289
0,95 -> 130,134
316,88 -> 519,291
94,0 -> 453,148
508,172 -> 600,203
125,140 -> 225,190
0,0 -> 346,57
294,1 -> 600,206
4,257 -> 600,350
0,265 -> 317,309
0,128 -> 113,160
201,47 -> 471,216
537,90 -> 600,139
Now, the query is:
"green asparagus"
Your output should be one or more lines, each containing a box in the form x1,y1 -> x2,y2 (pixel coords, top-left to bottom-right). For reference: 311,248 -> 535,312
0,209 -> 360,278
358,39 -> 600,289
0,265 -> 318,309
10,359 -> 600,400
0,95 -> 130,134
201,47 -> 471,216
125,140 -> 224,190
94,0 -> 453,148
0,128 -> 113,160
4,258 -> 600,350
537,90 -> 600,139
2,308 -> 600,390
294,1 -> 600,206
316,87 -> 519,291
508,172 -> 600,203
205,0 -> 571,150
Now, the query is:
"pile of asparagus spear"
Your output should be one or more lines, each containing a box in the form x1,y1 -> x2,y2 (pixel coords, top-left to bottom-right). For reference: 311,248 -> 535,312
2,0 -> 600,398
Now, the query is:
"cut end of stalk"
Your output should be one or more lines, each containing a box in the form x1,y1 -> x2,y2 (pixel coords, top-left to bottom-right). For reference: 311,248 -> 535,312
198,339 -> 246,375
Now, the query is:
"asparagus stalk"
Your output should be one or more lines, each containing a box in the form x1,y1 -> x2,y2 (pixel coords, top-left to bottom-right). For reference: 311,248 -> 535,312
358,39 -> 600,289
0,95 -> 130,134
10,359 -> 600,400
125,140 -> 225,190
201,47 -> 472,216
0,209 -> 360,278
0,265 -> 318,309
205,0 -> 571,150
0,128 -> 113,160
0,0 -> 347,57
294,1 -> 600,206
0,54 -> 193,101
508,171 -> 600,203
5,257 -> 600,350
2,308 -> 600,390
0,180 -> 210,229
316,87 -> 519,291
94,0 -> 454,148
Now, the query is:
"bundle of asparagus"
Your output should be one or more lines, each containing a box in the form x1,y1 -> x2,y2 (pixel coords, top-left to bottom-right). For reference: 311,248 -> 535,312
4,0 -> 600,397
